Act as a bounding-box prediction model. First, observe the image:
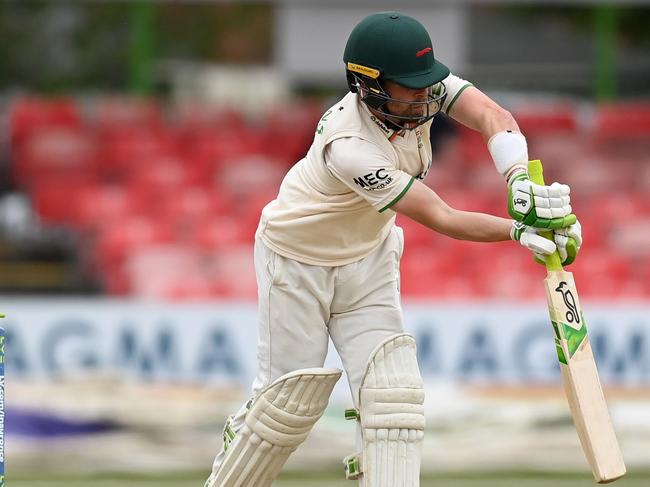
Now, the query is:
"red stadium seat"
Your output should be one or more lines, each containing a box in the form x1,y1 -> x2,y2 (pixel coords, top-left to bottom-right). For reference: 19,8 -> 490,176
172,104 -> 247,133
126,244 -> 212,299
180,128 -> 267,172
596,194 -> 648,221
99,129 -> 178,179
572,215 -> 606,249
124,157 -> 192,206
464,243 -> 541,299
400,246 -> 467,297
227,188 -> 277,240
481,270 -> 541,300
571,249 -> 632,298
264,100 -> 323,129
70,183 -> 149,232
220,156 -> 286,199
456,126 -> 490,167
161,187 -> 233,233
10,97 -> 81,147
30,181 -> 88,224
643,257 -> 650,297
190,216 -> 251,251
513,105 -> 577,135
559,155 -> 630,196
609,218 -> 650,263
596,103 -> 650,139
94,97 -> 163,135
261,101 -> 323,163
13,127 -> 98,188
95,217 -> 175,276
435,187 -> 504,215
209,244 -> 257,298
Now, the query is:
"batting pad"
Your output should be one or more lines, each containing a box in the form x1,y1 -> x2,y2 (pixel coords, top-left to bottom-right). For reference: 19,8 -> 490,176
345,334 -> 425,487
205,367 -> 342,487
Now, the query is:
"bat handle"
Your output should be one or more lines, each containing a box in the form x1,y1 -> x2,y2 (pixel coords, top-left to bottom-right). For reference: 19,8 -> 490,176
526,160 -> 564,271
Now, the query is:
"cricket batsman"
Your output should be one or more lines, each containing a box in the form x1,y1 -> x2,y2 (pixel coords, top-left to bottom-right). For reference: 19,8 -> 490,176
205,11 -> 583,487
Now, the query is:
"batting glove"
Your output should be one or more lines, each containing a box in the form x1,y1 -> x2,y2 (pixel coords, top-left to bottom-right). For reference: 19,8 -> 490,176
511,221 -> 557,257
508,172 -> 576,229
552,219 -> 582,265
513,220 -> 583,267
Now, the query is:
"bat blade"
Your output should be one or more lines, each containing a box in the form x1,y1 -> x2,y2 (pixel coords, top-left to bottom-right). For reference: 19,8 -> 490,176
544,269 -> 626,483
528,159 -> 625,483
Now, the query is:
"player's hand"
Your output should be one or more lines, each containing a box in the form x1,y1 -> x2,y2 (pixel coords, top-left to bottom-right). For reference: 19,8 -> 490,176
508,172 -> 576,229
552,219 -> 582,265
511,221 -> 557,257
513,220 -> 582,266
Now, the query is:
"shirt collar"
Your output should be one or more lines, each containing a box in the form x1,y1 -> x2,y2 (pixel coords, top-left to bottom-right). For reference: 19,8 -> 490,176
358,96 -> 406,141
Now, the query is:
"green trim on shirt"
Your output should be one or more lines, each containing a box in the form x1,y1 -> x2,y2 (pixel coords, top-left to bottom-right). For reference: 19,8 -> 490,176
445,83 -> 473,114
379,177 -> 415,213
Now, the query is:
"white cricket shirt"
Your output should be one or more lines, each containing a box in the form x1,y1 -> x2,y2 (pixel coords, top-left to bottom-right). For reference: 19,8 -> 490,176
257,74 -> 472,266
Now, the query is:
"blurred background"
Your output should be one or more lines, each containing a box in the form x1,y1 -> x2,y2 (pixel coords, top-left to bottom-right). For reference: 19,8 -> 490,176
1,1 -> 649,485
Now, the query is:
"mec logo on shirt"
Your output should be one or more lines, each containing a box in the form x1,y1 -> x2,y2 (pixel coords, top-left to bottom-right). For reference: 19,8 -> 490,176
354,168 -> 393,191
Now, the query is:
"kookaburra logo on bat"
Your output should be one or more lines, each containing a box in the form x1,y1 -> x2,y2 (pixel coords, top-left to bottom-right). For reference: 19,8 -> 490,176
555,281 -> 580,324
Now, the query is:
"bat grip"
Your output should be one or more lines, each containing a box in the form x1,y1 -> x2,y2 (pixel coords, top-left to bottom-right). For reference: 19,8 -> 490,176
526,160 -> 563,271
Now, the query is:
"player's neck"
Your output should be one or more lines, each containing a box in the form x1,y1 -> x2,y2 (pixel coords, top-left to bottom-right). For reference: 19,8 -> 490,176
367,107 -> 409,135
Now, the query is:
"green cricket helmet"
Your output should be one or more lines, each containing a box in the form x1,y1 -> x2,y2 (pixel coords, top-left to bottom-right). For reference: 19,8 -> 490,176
344,11 -> 450,129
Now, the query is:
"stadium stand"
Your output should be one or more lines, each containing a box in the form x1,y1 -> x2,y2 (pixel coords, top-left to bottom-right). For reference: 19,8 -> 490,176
5,96 -> 650,299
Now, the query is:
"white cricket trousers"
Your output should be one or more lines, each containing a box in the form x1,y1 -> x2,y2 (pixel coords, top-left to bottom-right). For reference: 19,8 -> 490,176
210,225 -> 406,471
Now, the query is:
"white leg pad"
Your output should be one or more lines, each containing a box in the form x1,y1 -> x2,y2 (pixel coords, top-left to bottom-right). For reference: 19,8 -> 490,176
345,334 -> 425,487
205,367 -> 342,487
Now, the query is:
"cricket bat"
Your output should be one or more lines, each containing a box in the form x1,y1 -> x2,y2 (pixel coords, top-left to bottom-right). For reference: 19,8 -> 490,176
528,159 -> 625,483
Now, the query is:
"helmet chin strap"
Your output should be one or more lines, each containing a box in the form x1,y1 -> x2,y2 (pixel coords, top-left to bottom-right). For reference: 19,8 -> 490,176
371,109 -> 417,132
377,103 -> 433,131
382,114 -> 411,132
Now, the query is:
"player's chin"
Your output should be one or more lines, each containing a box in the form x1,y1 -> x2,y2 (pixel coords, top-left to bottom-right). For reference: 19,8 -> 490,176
408,110 -> 425,121
404,115 -> 424,129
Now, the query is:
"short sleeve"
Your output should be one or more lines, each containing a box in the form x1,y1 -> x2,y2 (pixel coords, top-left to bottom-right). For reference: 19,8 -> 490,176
325,137 -> 414,213
441,73 -> 473,114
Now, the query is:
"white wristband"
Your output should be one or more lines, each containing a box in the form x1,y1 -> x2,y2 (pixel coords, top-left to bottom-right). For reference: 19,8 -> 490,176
487,130 -> 528,176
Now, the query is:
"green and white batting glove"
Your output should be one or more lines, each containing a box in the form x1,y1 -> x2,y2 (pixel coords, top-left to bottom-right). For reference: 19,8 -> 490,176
512,220 -> 583,266
511,221 -> 557,258
508,171 -> 576,229
551,219 -> 582,266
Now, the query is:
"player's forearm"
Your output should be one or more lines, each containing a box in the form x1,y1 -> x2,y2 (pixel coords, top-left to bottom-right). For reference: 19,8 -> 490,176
392,180 -> 513,242
425,206 -> 513,242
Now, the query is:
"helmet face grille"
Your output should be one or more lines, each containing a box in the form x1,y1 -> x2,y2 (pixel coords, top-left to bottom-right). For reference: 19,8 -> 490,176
349,72 -> 448,130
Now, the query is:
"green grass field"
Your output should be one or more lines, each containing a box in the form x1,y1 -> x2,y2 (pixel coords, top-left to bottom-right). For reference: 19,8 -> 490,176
8,470 -> 649,486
